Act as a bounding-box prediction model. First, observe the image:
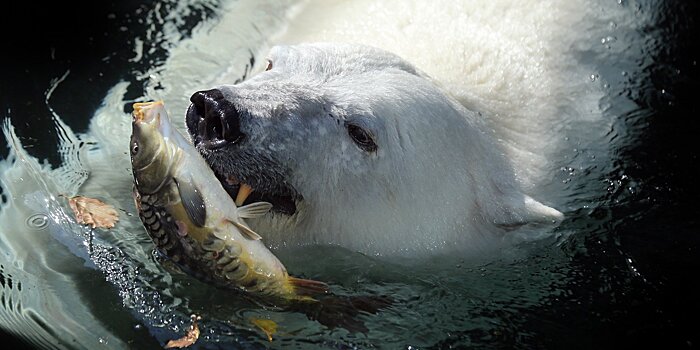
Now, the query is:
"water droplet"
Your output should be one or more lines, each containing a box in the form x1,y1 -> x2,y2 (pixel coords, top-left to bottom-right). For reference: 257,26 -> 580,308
600,36 -> 616,45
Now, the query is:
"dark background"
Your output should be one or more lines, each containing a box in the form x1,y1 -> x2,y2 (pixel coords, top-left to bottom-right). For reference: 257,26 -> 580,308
1,1 -> 149,161
1,0 -> 699,349
1,1 -> 164,348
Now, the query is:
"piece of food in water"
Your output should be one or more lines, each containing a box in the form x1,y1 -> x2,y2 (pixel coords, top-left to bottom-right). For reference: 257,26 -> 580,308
250,318 -> 278,342
129,101 -> 328,301
164,314 -> 201,349
66,195 -> 119,229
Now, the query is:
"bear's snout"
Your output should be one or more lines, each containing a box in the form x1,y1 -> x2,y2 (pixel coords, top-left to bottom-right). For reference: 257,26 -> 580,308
186,89 -> 244,149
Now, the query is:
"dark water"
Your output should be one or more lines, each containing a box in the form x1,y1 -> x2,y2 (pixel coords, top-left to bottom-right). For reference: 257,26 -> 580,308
1,0 -> 699,349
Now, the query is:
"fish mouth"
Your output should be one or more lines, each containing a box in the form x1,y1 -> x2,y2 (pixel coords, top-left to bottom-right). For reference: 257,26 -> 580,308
132,101 -> 164,123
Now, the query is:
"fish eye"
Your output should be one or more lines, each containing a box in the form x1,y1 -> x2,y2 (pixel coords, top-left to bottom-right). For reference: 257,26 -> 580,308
265,59 -> 273,71
131,141 -> 139,155
347,124 -> 377,152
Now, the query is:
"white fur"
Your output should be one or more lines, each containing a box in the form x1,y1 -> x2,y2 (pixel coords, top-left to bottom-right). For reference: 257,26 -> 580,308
269,0 -> 606,189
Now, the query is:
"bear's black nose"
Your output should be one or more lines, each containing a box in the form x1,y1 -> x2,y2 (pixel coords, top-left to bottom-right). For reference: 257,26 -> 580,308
186,88 -> 244,149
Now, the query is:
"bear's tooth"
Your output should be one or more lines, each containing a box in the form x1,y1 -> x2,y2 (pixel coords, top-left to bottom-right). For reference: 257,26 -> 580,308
235,183 -> 254,206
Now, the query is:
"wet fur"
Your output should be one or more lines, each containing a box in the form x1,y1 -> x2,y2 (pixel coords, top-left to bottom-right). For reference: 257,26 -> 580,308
189,43 -> 563,257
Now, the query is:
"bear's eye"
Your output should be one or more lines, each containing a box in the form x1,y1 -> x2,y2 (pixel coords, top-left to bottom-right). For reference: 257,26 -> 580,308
347,124 -> 377,152
131,140 -> 139,155
265,59 -> 273,71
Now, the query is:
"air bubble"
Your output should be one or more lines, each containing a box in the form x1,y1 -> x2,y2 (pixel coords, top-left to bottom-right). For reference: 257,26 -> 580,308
26,213 -> 49,230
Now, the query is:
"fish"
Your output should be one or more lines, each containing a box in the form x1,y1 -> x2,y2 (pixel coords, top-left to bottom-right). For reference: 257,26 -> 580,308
129,101 -> 328,301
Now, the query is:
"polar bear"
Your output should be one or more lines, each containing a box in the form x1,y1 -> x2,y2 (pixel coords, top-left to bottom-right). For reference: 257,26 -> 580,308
80,0 -> 613,258
184,43 -> 563,257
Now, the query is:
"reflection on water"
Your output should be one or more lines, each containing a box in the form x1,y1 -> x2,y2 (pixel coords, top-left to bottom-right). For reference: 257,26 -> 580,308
2,0 -> 698,348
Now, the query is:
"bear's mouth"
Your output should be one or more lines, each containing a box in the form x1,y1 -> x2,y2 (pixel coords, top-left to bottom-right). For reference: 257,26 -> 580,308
213,171 -> 299,216
185,95 -> 299,215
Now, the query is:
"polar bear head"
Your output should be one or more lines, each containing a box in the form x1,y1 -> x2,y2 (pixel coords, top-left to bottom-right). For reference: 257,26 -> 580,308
185,43 -> 562,257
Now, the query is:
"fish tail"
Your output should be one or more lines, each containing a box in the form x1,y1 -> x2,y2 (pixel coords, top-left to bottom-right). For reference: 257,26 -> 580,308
289,294 -> 394,333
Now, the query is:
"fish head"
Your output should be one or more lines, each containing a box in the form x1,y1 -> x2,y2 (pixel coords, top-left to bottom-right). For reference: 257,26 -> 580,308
131,101 -> 177,194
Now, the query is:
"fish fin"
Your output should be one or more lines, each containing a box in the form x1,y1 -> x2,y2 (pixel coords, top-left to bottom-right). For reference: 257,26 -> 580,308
230,220 -> 263,240
238,202 -> 273,219
288,277 -> 330,296
175,178 -> 206,227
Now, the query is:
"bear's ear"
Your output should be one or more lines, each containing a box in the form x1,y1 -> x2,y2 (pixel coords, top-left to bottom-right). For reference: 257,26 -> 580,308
490,194 -> 564,231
